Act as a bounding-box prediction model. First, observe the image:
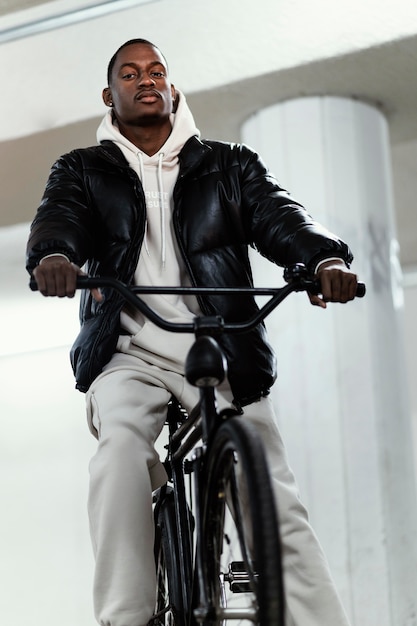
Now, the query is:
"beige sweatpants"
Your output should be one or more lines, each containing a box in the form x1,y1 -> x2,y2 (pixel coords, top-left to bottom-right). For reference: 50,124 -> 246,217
86,337 -> 351,626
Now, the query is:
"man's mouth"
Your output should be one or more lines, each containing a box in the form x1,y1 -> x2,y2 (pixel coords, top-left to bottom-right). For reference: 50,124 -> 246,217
136,90 -> 160,102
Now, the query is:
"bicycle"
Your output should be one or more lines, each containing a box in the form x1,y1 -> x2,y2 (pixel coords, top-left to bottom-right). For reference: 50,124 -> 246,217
30,263 -> 365,626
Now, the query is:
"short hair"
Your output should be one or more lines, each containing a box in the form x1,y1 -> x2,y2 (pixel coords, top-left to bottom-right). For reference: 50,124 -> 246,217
106,38 -> 168,85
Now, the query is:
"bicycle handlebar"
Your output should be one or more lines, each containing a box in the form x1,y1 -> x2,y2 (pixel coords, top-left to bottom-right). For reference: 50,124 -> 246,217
29,264 -> 365,335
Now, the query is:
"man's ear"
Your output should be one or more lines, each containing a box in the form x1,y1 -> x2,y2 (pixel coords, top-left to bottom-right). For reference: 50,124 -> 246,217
102,87 -> 113,107
171,85 -> 179,113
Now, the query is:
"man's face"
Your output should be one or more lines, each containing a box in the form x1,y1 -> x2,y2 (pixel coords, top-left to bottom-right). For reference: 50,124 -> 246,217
103,43 -> 175,127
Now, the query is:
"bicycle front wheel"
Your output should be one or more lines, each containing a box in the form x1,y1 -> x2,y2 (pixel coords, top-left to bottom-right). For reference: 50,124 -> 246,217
202,416 -> 285,626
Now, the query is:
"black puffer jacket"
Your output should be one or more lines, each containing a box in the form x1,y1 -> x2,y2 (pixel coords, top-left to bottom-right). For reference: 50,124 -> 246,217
27,137 -> 353,404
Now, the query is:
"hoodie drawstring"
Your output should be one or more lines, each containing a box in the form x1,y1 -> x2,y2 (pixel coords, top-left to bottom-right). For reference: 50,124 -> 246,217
136,151 -> 166,269
157,152 -> 166,269
136,152 -> 150,258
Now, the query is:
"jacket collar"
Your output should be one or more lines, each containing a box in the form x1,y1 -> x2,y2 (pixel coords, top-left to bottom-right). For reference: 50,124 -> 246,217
178,136 -> 212,177
98,140 -> 130,168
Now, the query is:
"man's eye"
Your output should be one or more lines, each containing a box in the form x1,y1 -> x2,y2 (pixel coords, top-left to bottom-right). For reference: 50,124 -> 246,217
122,72 -> 136,79
151,71 -> 164,78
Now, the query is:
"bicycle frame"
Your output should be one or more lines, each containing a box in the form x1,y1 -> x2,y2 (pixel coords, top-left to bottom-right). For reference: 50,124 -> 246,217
156,394 -> 247,625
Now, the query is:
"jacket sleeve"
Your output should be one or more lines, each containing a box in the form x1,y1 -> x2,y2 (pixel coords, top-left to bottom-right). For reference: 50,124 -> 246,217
26,151 -> 94,272
238,144 -> 354,272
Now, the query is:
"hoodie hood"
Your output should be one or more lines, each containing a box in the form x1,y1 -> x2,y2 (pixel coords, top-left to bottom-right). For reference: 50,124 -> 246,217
96,88 -> 200,168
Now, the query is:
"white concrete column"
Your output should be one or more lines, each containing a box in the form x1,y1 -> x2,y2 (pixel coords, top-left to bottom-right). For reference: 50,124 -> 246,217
242,97 -> 417,626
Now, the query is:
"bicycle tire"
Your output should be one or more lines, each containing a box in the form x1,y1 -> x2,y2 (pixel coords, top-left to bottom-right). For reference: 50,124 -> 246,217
201,416 -> 285,626
153,487 -> 185,625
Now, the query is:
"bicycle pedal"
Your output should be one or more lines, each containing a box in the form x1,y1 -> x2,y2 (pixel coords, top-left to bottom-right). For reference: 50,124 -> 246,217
230,581 -> 252,593
224,561 -> 257,593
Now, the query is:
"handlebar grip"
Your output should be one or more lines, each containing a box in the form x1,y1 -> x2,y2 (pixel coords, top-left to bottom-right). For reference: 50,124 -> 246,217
29,276 -> 95,292
356,282 -> 366,298
311,281 -> 366,297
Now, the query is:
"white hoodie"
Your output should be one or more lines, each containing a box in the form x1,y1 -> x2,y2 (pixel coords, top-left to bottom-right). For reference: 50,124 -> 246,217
96,91 -> 202,371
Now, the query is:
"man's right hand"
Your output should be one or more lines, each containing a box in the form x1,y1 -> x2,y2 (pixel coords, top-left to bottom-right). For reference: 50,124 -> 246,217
33,255 -> 103,302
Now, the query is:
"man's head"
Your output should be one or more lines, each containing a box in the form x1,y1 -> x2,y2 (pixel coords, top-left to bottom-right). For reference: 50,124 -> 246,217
106,38 -> 169,86
102,39 -> 176,134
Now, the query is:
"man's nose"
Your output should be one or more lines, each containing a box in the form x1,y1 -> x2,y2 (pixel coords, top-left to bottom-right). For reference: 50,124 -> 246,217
138,73 -> 156,86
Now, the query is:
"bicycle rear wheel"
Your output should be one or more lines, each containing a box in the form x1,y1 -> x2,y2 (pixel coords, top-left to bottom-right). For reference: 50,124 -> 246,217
153,487 -> 184,625
202,416 -> 285,626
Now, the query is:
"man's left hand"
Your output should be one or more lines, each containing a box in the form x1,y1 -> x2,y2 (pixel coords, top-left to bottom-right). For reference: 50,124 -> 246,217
308,260 -> 358,309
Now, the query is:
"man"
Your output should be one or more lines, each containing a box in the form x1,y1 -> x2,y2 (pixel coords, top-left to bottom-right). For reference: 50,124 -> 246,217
27,39 -> 358,626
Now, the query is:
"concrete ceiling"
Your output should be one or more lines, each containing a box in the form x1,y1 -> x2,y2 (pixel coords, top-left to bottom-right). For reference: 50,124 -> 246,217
1,0 -> 416,268
0,0 -> 46,15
